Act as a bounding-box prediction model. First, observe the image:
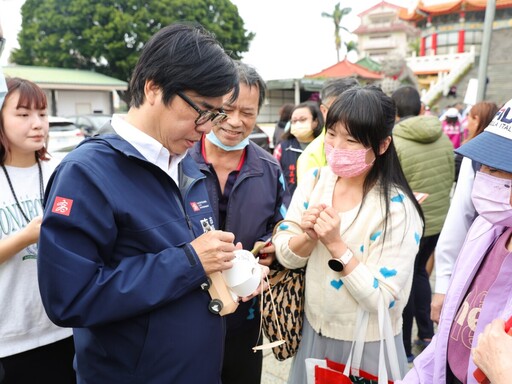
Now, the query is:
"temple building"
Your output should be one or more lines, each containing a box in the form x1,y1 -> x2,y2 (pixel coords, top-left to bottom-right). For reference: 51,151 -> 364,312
355,1 -> 420,62
400,0 -> 512,56
399,0 -> 512,106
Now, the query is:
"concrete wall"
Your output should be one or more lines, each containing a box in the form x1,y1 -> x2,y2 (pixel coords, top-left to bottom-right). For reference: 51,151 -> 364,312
257,89 -> 295,124
44,90 -> 113,117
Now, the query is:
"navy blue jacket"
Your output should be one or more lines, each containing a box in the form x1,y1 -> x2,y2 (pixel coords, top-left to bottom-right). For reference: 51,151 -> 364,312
279,137 -> 303,196
38,134 -> 224,384
190,140 -> 290,333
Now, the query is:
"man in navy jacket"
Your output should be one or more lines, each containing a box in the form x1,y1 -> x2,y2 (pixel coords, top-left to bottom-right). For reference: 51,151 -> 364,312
190,61 -> 290,384
38,23 -> 245,384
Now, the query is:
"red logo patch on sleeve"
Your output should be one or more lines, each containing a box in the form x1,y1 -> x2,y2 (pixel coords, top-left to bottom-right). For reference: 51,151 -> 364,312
190,202 -> 200,212
51,196 -> 74,216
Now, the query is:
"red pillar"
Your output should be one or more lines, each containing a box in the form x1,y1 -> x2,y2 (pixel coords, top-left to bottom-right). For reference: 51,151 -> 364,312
458,30 -> 465,53
432,33 -> 437,55
458,11 -> 466,53
420,36 -> 426,56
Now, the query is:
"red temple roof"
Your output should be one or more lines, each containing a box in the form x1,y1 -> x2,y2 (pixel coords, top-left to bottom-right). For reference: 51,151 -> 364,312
305,59 -> 382,80
400,0 -> 512,21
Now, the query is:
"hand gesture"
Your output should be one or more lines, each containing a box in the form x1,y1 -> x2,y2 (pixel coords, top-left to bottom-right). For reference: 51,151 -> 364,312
239,265 -> 270,302
253,240 -> 275,267
301,203 -> 326,241
313,206 -> 343,253
473,318 -> 512,384
190,230 -> 237,275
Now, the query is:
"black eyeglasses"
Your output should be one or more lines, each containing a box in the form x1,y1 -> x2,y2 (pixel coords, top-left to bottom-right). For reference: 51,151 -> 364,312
176,91 -> 228,126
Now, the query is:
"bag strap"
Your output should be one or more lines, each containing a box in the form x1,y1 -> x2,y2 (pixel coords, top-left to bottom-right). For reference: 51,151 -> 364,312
272,219 -> 303,237
343,297 -> 401,383
252,220 -> 303,352
253,167 -> 322,351
252,271 -> 286,352
378,296 -> 401,382
343,306 -> 368,378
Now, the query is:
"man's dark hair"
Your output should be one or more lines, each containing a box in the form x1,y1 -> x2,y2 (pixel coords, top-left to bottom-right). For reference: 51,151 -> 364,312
391,86 -> 421,118
320,77 -> 359,104
234,61 -> 266,111
129,23 -> 239,107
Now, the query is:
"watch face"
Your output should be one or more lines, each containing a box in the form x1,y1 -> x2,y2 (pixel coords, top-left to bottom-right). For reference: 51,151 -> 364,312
328,258 -> 344,272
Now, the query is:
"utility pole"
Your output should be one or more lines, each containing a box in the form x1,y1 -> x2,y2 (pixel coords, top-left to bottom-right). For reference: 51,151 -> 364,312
476,0 -> 496,102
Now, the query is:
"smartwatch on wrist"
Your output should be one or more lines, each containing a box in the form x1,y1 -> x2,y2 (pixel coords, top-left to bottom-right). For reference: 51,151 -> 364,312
328,248 -> 353,272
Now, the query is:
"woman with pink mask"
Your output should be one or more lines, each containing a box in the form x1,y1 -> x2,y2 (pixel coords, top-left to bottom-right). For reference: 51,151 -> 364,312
273,86 -> 424,383
0,78 -> 75,383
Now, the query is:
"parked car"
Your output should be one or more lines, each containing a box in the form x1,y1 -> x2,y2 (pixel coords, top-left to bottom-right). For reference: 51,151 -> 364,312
249,125 -> 271,153
47,116 -> 85,153
67,114 -> 112,137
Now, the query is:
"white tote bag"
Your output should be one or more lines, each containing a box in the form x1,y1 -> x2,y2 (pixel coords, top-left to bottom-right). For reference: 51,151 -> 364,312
306,296 -> 401,384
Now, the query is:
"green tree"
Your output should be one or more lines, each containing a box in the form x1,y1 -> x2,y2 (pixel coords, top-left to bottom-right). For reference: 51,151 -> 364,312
321,3 -> 352,62
345,40 -> 358,58
12,0 -> 254,101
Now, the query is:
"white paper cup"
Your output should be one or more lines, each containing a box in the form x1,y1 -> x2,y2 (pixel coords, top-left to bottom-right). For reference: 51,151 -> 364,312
222,249 -> 262,297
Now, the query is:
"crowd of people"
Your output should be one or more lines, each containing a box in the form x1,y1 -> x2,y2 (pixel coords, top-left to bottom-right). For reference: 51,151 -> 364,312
1,20 -> 512,384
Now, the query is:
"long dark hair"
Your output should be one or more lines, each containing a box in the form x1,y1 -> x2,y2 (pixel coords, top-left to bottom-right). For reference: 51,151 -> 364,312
326,85 -> 424,239
0,77 -> 49,164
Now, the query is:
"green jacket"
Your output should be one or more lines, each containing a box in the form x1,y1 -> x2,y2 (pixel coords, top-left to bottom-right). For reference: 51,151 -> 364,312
393,115 -> 454,236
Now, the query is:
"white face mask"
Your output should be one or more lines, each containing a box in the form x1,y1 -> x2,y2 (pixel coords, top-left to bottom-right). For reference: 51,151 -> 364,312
205,130 -> 250,151
290,122 -> 314,143
471,171 -> 512,227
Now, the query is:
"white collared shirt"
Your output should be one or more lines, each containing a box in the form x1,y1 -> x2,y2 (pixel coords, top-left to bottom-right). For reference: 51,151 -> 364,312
110,114 -> 186,186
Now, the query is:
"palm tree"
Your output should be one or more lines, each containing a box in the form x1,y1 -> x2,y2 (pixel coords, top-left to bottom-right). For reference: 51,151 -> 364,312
322,3 -> 352,62
345,40 -> 358,59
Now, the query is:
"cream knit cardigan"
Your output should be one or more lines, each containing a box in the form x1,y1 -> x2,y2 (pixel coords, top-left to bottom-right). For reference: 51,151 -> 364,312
273,166 -> 423,342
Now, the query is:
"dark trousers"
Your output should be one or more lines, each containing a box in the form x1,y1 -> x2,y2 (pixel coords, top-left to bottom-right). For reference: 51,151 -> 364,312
402,234 -> 439,356
222,320 -> 263,384
0,336 -> 76,384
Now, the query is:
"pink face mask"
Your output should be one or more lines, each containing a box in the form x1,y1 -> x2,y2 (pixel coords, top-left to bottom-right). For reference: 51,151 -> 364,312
324,143 -> 374,178
471,171 -> 512,227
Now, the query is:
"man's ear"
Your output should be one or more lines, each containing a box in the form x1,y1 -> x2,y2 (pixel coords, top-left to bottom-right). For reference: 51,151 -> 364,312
320,104 -> 329,121
144,80 -> 161,105
380,136 -> 392,155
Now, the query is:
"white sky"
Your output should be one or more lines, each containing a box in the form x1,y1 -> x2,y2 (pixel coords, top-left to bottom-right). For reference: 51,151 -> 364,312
230,0 -> 411,80
1,0 -> 448,80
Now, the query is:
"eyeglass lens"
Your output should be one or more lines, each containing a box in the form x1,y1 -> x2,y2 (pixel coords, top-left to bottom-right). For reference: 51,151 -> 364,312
177,91 -> 227,126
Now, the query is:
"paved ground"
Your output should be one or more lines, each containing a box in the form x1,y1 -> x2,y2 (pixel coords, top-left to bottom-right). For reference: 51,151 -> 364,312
261,343 -> 292,384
